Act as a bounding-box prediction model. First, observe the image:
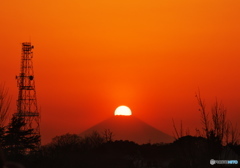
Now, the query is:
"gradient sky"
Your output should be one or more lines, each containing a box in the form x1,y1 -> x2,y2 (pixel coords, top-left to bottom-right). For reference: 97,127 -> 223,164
1,0 -> 240,144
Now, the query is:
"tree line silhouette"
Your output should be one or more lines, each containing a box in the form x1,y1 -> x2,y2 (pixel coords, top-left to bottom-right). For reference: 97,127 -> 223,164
2,131 -> 237,168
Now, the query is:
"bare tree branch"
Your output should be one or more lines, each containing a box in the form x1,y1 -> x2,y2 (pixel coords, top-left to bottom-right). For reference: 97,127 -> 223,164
211,99 -> 227,143
0,83 -> 11,127
195,90 -> 209,139
102,129 -> 114,142
230,122 -> 239,145
172,118 -> 179,140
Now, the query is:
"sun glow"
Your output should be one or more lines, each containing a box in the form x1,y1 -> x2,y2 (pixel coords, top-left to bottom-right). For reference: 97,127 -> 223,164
114,106 -> 132,116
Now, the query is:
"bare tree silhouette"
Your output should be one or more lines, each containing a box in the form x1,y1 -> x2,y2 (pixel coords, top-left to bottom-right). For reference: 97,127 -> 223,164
195,91 -> 239,145
102,129 -> 114,142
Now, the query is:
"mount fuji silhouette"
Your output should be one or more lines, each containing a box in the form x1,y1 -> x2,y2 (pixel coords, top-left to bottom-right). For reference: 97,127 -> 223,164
80,116 -> 174,144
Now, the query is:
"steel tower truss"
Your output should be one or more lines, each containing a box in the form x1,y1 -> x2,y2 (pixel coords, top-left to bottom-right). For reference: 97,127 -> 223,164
15,42 -> 40,145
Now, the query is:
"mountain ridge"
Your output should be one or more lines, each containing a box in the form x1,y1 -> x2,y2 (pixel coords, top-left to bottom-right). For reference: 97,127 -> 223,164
80,116 -> 174,144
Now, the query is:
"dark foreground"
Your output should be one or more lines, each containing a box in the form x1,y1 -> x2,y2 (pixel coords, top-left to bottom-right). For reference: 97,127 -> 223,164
2,134 -> 240,168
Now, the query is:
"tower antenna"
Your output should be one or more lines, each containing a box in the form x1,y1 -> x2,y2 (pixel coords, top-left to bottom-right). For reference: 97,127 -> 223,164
15,42 -> 41,148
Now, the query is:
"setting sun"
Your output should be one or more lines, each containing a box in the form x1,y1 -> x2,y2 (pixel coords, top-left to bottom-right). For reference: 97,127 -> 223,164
114,106 -> 132,116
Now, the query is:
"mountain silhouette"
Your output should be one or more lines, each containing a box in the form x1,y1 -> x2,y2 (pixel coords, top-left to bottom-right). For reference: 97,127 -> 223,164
80,116 -> 174,144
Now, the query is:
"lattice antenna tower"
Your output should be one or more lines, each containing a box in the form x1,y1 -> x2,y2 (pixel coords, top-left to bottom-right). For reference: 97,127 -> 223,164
15,42 -> 41,145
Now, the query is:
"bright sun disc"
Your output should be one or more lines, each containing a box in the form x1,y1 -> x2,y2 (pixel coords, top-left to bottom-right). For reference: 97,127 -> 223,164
114,106 -> 132,116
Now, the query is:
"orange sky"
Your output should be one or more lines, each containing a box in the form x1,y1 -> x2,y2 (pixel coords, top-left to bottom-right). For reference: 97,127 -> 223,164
1,0 -> 240,144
